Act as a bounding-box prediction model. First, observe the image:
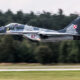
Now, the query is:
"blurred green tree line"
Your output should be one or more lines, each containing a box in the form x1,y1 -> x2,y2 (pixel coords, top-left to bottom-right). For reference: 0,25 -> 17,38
0,9 -> 79,64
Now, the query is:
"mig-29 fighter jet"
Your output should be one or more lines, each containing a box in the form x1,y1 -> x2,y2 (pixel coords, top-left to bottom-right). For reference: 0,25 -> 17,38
0,16 -> 80,42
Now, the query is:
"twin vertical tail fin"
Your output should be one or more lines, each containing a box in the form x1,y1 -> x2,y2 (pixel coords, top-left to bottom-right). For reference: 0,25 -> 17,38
60,16 -> 80,35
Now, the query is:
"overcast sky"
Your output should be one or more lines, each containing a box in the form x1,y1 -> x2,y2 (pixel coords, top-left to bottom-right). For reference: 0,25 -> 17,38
0,0 -> 80,15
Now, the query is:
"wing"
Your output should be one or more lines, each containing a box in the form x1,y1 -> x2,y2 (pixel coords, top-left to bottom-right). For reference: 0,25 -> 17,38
39,30 -> 70,36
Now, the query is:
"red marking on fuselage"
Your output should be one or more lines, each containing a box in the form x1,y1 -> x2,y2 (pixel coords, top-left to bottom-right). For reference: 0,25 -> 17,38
31,34 -> 35,38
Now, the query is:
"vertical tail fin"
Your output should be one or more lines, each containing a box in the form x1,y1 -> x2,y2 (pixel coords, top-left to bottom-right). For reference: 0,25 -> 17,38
59,16 -> 80,35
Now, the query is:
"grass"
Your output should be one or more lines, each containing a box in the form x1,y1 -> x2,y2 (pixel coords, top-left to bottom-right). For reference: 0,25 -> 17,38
0,71 -> 80,80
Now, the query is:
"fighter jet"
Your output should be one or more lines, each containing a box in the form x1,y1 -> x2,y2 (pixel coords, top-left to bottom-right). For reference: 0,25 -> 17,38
0,16 -> 80,42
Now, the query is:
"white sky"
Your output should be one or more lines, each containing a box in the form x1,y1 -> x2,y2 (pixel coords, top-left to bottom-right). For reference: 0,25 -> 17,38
0,0 -> 80,15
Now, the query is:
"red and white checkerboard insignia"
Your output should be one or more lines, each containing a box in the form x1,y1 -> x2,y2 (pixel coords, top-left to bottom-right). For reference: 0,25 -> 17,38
31,34 -> 35,38
73,25 -> 77,29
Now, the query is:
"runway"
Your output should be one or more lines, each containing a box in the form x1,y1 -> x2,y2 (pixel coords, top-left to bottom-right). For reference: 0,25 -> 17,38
0,69 -> 80,71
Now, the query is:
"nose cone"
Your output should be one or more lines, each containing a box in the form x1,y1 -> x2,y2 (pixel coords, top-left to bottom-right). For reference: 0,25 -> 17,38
0,27 -> 6,33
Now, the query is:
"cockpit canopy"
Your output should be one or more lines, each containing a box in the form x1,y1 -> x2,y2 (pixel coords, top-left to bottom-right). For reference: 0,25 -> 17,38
5,23 -> 24,30
5,23 -> 40,31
